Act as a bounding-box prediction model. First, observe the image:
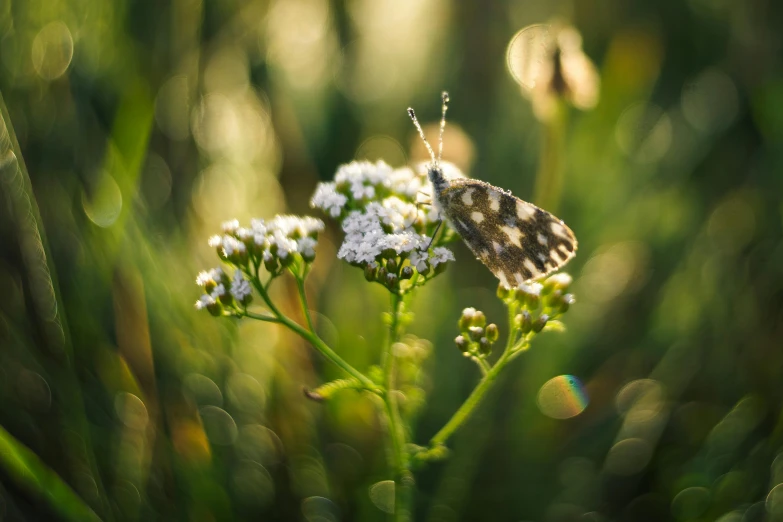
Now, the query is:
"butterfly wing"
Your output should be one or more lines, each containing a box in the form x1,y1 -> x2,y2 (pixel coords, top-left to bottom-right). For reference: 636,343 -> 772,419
437,179 -> 577,287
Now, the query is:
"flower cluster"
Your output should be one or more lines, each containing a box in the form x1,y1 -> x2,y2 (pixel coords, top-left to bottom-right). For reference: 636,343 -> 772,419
195,214 -> 325,313
208,215 -> 324,271
450,272 -> 575,370
498,272 -> 575,333
454,308 -> 500,358
311,160 -> 462,293
194,267 -> 253,315
311,160 -> 443,218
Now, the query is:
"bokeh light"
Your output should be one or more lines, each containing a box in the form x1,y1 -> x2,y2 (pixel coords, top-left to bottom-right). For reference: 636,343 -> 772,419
369,480 -> 395,514
615,102 -> 672,163
82,175 -> 123,228
301,495 -> 340,522
31,22 -> 73,80
537,375 -> 589,419
199,405 -> 238,446
682,68 -> 739,133
604,438 -> 653,476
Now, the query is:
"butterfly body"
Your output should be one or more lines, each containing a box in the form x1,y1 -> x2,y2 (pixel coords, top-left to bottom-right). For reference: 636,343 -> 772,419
411,93 -> 577,287
428,165 -> 577,287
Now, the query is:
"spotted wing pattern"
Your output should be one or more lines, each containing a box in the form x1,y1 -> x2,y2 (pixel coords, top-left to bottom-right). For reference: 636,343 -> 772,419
437,178 -> 577,287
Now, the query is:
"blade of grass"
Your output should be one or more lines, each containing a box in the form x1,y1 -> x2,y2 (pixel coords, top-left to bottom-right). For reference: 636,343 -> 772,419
0,425 -> 101,522
0,92 -> 113,520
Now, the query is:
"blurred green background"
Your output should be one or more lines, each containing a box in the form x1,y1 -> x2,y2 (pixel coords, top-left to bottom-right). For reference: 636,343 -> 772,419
2,0 -> 783,520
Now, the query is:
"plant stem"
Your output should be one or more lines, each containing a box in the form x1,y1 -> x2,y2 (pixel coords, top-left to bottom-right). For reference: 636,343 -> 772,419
248,274 -> 379,392
285,314 -> 379,390
294,266 -> 315,332
429,351 -> 510,447
382,293 -> 412,522
474,357 -> 491,376
532,103 -> 567,212
241,310 -> 280,323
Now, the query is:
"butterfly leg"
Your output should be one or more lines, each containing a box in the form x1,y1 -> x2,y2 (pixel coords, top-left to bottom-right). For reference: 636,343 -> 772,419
415,191 -> 432,211
426,219 -> 443,250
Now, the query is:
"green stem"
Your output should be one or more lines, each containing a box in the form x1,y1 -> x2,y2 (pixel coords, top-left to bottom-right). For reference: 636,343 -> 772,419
248,274 -> 379,392
285,314 -> 378,390
430,352 -> 510,447
532,103 -> 567,212
242,310 -> 280,323
382,293 -> 411,522
474,357 -> 491,376
295,274 -> 315,332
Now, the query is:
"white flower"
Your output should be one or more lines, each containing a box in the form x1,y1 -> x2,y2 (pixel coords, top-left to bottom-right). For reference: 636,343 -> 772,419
270,230 -> 297,259
377,197 -> 418,231
222,236 -> 246,257
250,218 -> 267,235
338,236 -> 381,264
337,225 -> 388,264
547,273 -> 573,287
195,267 -> 223,286
298,237 -> 318,259
222,219 -> 240,233
335,160 -> 393,186
195,294 -> 216,310
354,184 -> 375,200
196,271 -> 212,286
517,282 -> 543,295
387,167 -> 424,198
211,284 -> 226,297
408,250 -> 429,272
208,235 -> 222,248
311,183 -> 348,217
343,211 -> 381,235
430,247 -> 455,266
230,270 -> 252,303
268,215 -> 324,238
235,227 -> 252,241
381,233 -> 427,255
313,159 -> 462,274
333,160 -> 395,202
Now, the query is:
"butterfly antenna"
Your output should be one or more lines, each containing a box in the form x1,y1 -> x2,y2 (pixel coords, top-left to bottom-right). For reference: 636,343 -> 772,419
438,91 -> 449,163
407,107 -> 437,166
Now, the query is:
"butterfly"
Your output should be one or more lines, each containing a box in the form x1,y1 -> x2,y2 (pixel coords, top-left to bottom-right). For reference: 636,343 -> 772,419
408,92 -> 577,288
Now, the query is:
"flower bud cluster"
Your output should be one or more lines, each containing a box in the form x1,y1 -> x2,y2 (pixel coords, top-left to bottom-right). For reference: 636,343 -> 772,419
194,268 -> 253,315
311,160 -> 464,292
362,245 -> 454,293
498,272 -> 575,334
454,308 -> 499,358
